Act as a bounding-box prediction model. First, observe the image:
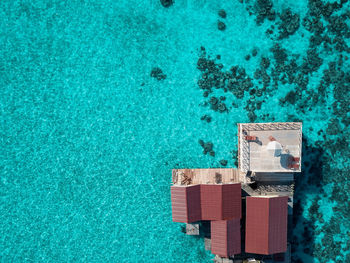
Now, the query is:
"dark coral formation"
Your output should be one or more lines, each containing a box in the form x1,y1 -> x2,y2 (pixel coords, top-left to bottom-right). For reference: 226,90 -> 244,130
217,21 -> 226,31
253,0 -> 276,25
200,114 -> 212,123
278,8 -> 300,39
252,48 -> 258,57
195,1 -> 350,261
160,0 -> 173,8
198,140 -> 215,157
150,67 -> 167,80
196,47 -> 278,124
219,160 -> 228,166
218,9 -> 227,19
197,48 -> 265,122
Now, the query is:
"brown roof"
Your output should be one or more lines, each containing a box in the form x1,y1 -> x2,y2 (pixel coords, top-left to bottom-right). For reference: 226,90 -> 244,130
170,185 -> 201,223
171,183 -> 241,223
211,218 -> 241,257
222,183 -> 242,219
201,183 -> 241,220
200,185 -> 222,220
245,196 -> 288,255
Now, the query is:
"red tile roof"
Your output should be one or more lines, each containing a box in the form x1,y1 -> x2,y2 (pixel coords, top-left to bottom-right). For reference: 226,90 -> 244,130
201,183 -> 241,220
170,185 -> 201,223
211,218 -> 241,257
200,185 -> 222,220
222,183 -> 242,219
245,196 -> 288,255
171,183 -> 241,223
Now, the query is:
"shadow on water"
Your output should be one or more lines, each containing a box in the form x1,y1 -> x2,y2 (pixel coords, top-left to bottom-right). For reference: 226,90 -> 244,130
291,135 -> 327,262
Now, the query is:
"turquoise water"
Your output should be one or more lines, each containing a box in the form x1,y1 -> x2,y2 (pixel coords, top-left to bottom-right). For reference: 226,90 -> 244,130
1,0 -> 349,262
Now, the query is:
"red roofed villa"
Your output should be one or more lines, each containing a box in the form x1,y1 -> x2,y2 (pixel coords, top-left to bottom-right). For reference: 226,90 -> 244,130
245,196 -> 288,255
170,122 -> 301,263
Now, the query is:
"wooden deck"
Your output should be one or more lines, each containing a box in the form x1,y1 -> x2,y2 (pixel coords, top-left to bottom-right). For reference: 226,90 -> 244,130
172,168 -> 242,185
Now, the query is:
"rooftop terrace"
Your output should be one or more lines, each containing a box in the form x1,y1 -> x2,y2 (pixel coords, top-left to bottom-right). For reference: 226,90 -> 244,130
238,122 -> 302,173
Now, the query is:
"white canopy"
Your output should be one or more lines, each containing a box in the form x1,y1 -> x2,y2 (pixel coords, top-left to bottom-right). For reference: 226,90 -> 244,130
266,140 -> 282,150
266,140 -> 282,157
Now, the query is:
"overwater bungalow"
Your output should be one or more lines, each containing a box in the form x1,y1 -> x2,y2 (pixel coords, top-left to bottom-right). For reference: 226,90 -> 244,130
170,122 -> 302,263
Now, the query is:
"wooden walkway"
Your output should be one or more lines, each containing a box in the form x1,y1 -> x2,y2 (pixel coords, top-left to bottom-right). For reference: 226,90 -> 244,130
172,168 -> 241,185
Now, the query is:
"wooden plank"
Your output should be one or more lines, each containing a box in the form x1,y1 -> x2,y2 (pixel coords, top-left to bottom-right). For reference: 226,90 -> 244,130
172,169 -> 242,185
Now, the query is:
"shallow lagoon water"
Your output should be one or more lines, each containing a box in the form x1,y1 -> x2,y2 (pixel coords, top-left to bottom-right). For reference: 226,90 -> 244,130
1,0 -> 350,262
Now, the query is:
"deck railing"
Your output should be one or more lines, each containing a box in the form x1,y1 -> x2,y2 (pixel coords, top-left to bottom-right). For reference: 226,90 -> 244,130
238,124 -> 250,172
240,122 -> 302,131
